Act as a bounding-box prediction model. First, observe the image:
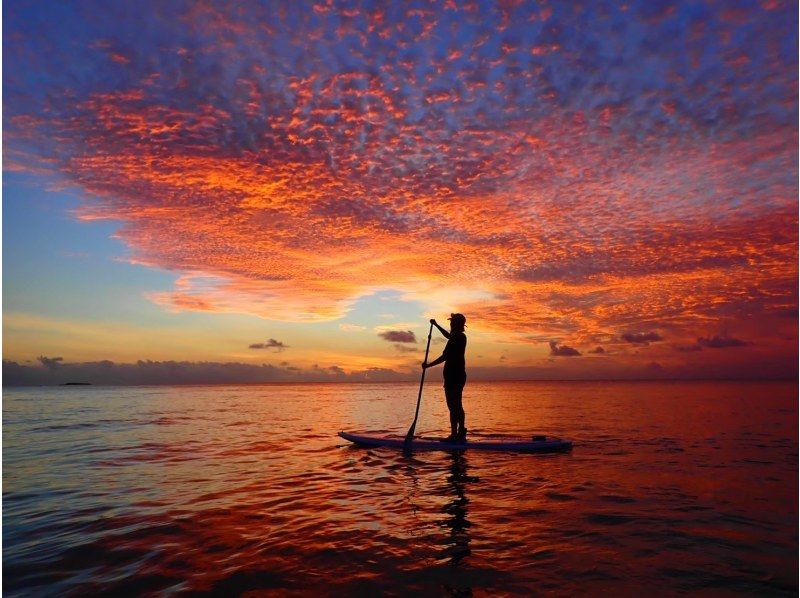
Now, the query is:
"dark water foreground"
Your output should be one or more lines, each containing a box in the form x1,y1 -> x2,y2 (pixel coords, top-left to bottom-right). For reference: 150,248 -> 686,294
4,381 -> 797,595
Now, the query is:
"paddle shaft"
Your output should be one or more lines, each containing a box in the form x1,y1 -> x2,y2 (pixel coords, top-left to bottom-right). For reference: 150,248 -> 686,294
405,322 -> 434,445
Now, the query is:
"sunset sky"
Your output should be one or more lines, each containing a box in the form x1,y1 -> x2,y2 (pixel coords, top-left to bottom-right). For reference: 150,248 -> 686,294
3,0 -> 798,383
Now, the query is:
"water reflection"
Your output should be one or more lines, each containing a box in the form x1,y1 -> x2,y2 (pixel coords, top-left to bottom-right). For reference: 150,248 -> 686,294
4,382 -> 796,595
439,451 -> 474,567
400,449 -> 479,594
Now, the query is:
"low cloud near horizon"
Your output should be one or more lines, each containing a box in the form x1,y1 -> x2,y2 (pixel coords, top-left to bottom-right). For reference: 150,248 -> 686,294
697,335 -> 750,349
4,353 -> 796,387
549,342 -> 581,357
249,339 -> 288,351
5,357 -> 407,386
622,332 -> 664,345
378,330 -> 417,343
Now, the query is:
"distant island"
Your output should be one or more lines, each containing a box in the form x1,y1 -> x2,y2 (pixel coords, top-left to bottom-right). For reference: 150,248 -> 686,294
61,382 -> 92,386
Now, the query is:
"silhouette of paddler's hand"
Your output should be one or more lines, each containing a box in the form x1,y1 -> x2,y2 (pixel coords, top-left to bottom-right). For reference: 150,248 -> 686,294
421,361 -> 428,369
429,318 -> 437,325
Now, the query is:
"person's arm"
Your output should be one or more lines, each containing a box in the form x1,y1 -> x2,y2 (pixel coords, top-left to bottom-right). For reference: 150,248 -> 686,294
430,318 -> 450,339
423,322 -> 451,368
423,354 -> 446,369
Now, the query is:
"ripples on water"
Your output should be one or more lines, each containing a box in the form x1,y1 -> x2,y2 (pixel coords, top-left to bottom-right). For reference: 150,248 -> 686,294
3,381 -> 797,595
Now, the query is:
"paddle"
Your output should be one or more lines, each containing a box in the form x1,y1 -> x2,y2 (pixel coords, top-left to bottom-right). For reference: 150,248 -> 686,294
404,321 -> 434,450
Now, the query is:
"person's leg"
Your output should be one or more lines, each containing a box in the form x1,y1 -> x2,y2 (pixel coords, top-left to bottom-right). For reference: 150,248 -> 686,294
455,378 -> 466,440
444,385 -> 458,438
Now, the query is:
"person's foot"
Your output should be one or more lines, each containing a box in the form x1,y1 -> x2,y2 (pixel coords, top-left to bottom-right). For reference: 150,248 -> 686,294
455,427 -> 467,443
440,433 -> 457,443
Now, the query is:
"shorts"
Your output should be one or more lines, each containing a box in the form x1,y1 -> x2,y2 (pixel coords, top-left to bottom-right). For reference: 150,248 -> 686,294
443,372 -> 466,390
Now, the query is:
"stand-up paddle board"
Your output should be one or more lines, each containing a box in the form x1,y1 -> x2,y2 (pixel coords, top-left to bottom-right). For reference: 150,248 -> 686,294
339,431 -> 572,453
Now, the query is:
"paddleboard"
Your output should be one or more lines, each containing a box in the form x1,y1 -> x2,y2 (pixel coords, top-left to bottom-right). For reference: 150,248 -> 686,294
339,431 -> 572,453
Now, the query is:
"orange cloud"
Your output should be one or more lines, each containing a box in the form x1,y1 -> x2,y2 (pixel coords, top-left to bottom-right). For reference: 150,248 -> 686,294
5,1 -> 797,375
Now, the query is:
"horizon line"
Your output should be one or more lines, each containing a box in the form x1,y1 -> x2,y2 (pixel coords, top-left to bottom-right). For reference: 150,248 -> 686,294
3,377 -> 797,388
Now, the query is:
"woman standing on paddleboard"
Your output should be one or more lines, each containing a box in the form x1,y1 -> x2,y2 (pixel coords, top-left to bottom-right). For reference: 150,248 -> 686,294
422,313 -> 467,443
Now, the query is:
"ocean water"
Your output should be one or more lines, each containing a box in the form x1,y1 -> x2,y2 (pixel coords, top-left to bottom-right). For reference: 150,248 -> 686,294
3,380 -> 797,596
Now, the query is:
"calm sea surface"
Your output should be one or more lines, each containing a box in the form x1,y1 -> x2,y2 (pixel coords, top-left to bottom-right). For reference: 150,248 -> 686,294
3,381 -> 797,596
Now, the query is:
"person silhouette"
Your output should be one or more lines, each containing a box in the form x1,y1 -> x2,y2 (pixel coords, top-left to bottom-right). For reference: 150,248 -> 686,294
422,313 -> 468,443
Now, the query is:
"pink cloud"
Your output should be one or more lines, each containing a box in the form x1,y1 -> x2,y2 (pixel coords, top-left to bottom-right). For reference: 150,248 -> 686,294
4,1 -> 797,376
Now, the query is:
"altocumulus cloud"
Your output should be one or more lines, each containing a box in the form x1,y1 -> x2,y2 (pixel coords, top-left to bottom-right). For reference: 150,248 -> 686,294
2,0 -> 795,351
2,0 -> 796,383
378,330 -> 417,343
